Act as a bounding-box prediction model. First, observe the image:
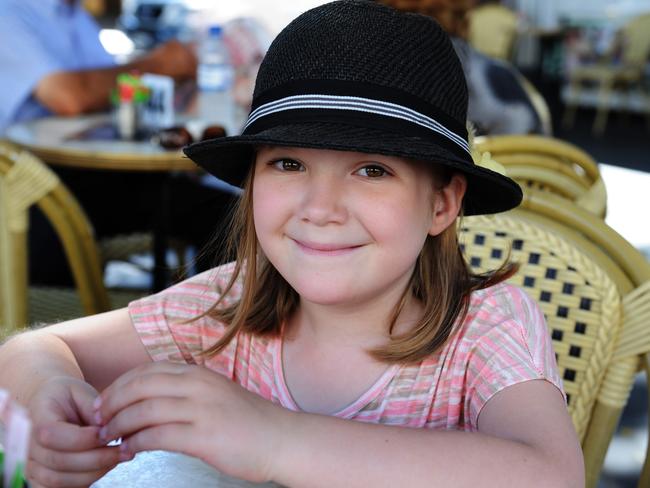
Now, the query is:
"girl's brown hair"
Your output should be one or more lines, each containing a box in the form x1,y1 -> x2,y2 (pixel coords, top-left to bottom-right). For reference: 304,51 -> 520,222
198,162 -> 517,364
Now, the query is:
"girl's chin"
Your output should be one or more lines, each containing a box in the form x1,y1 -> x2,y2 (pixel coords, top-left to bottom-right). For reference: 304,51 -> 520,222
296,291 -> 352,306
291,283 -> 360,307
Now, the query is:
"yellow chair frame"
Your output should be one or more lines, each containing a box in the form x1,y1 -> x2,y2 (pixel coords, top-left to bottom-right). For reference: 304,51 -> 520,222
0,142 -> 110,335
474,134 -> 607,217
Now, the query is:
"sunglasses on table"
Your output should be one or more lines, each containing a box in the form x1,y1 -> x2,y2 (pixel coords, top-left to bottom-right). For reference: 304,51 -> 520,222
155,125 -> 227,150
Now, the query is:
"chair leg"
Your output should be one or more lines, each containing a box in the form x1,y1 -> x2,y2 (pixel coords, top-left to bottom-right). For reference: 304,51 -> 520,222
593,81 -> 613,135
562,78 -> 582,129
638,354 -> 650,488
644,91 -> 650,132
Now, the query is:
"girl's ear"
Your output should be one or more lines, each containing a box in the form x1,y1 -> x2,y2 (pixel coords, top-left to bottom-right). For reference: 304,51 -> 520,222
428,173 -> 467,236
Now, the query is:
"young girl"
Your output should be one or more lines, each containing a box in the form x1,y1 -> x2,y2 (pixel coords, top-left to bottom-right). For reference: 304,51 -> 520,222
0,1 -> 583,487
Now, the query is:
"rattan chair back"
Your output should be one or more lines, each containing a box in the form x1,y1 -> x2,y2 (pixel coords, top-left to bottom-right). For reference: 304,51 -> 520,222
461,194 -> 650,488
520,190 -> 650,291
474,135 -> 607,217
520,190 -> 650,487
0,142 -> 110,336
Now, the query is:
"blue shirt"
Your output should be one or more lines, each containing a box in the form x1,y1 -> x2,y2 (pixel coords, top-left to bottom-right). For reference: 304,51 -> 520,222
0,0 -> 115,132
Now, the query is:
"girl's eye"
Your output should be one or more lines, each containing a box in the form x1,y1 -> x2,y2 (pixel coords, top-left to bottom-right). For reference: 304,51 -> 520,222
272,159 -> 304,171
356,165 -> 388,178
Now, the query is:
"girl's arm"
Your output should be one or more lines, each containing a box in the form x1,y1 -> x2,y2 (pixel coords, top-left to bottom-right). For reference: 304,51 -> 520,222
272,379 -> 583,488
0,308 -> 151,400
97,363 -> 583,487
0,309 -> 152,487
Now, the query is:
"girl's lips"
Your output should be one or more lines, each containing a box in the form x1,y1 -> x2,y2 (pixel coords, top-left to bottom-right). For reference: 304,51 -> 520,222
291,238 -> 363,256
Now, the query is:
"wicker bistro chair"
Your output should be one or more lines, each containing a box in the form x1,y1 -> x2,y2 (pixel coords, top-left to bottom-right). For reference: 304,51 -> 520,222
518,189 -> 650,487
459,201 -> 650,487
563,13 -> 650,135
474,134 -> 607,218
467,3 -> 518,61
0,143 -> 141,336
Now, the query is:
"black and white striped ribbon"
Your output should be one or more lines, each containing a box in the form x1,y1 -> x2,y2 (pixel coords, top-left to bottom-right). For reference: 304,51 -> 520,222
244,94 -> 470,155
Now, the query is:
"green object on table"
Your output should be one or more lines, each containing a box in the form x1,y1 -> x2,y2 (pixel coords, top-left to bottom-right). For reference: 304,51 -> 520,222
0,450 -> 29,488
10,461 -> 27,488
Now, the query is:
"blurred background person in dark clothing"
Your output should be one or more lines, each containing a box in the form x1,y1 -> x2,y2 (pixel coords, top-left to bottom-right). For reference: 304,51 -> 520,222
377,0 -> 547,135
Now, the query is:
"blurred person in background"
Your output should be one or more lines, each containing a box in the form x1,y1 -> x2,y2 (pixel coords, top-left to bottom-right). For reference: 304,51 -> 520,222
377,0 -> 545,135
0,0 -> 236,286
0,0 -> 197,132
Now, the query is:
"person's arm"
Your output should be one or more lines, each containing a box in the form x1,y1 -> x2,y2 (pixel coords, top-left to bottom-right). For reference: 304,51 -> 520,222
33,40 -> 197,116
268,379 -> 583,487
0,307 -> 150,406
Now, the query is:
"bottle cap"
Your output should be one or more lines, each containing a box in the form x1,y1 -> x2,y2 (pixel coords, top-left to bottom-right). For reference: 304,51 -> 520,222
208,25 -> 223,37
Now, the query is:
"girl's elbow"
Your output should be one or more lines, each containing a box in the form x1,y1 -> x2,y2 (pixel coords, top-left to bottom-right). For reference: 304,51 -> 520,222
539,448 -> 585,488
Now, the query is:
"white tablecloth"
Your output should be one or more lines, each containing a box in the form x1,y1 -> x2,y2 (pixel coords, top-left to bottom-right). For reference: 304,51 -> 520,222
92,451 -> 282,488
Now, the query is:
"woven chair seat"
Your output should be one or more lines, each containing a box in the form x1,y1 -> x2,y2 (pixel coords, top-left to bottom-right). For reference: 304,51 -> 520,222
28,287 -> 146,326
99,232 -> 153,263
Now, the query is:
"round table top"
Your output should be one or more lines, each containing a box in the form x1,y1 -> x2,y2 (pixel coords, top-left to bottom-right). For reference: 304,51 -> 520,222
4,113 -> 198,172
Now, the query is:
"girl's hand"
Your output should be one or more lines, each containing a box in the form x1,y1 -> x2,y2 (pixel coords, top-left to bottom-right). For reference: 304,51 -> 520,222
94,361 -> 290,483
26,377 -> 127,488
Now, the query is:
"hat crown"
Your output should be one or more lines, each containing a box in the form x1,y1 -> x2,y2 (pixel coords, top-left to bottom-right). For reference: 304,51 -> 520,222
184,0 -> 522,216
253,0 -> 468,126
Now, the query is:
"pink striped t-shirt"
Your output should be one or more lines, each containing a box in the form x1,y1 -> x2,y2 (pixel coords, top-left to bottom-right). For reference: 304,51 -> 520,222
128,262 -> 563,431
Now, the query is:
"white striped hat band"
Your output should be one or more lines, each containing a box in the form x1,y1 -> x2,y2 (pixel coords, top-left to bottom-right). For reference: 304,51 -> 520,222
243,94 -> 471,155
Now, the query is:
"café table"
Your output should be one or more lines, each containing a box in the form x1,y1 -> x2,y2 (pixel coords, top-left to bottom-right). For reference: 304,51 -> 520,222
4,112 -> 239,291
91,450 -> 282,488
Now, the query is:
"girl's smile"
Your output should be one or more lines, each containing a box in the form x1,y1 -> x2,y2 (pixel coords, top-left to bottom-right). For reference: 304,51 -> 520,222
290,237 -> 365,256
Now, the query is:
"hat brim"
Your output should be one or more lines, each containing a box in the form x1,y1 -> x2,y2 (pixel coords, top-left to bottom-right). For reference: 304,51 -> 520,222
183,122 -> 522,216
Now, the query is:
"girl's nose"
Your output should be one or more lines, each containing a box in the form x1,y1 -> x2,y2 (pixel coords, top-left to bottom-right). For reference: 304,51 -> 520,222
299,174 -> 348,225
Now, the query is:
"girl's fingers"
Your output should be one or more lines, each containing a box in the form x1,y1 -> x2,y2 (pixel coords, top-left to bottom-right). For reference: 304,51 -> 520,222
97,371 -> 188,425
101,361 -> 187,400
35,422 -> 102,451
69,383 -> 102,427
27,458 -> 116,488
30,442 -> 125,472
121,423 -> 195,458
100,397 -> 190,444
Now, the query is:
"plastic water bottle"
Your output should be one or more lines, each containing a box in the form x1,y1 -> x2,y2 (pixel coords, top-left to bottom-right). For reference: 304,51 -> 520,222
197,25 -> 234,126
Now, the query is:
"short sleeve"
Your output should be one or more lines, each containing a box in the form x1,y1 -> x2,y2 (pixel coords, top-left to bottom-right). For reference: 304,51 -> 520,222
128,262 -> 242,374
465,285 -> 564,426
0,8 -> 61,128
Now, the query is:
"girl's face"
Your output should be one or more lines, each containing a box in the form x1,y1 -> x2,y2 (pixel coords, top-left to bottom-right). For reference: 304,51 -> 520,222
253,146 -> 465,308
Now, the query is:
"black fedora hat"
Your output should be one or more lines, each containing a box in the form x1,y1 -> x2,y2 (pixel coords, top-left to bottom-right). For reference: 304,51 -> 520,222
184,0 -> 522,215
